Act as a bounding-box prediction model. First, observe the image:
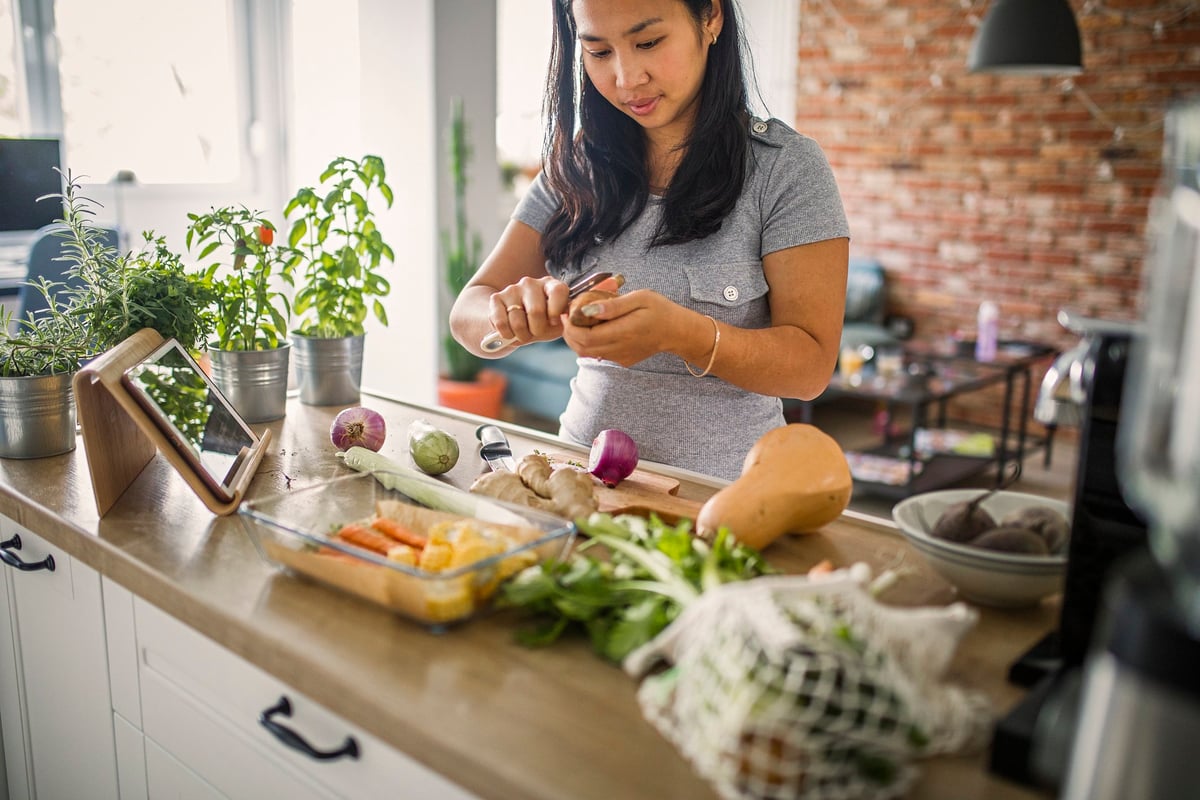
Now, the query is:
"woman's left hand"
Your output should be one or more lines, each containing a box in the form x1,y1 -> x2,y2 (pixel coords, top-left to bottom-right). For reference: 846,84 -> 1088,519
561,288 -> 680,366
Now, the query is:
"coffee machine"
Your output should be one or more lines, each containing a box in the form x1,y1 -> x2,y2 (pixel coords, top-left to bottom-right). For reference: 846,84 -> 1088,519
989,314 -> 1148,787
992,95 -> 1200,797
1057,95 -> 1200,800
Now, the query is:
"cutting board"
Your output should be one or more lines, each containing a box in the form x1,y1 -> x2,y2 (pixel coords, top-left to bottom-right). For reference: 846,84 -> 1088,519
541,450 -> 704,523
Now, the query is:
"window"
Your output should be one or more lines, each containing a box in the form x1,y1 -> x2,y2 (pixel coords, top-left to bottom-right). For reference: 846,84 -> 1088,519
54,0 -> 244,184
496,0 -> 550,170
4,0 -> 280,192
1,1 -> 22,134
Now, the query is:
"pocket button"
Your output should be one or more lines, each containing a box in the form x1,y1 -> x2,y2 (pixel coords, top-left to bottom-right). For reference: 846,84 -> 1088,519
723,285 -> 739,302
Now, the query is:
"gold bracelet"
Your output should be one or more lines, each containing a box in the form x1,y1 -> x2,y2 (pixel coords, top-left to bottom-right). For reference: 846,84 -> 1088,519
685,315 -> 721,378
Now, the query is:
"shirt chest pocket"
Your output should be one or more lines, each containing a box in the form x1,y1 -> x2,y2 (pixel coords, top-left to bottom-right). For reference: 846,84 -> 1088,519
683,262 -> 770,325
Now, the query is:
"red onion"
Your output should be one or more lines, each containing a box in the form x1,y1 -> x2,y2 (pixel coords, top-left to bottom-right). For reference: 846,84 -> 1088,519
588,428 -> 639,488
330,406 -> 387,452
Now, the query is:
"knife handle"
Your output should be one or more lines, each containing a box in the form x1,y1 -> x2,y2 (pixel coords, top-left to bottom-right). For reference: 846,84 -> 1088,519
480,330 -> 517,353
476,424 -> 511,453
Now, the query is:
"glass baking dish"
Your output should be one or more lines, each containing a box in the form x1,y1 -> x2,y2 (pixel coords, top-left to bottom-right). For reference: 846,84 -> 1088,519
238,470 -> 575,630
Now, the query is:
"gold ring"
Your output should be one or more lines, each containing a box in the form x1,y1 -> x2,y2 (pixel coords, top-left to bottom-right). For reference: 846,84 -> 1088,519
506,304 -> 523,313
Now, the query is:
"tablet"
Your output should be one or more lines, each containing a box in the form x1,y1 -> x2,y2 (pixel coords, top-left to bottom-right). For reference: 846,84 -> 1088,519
121,340 -> 259,503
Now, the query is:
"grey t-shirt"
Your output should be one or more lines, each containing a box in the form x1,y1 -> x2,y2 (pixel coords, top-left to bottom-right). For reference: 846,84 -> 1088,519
512,118 -> 849,480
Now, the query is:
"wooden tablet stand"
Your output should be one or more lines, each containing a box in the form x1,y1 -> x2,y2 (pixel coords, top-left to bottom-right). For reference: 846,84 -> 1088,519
74,328 -> 272,516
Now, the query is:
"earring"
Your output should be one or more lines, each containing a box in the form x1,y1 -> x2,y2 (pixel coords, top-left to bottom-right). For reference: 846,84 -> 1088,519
711,32 -> 718,45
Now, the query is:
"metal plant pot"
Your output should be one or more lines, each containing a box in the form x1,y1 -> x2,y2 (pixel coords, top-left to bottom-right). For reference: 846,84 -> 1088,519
291,333 -> 364,406
0,372 -> 77,459
208,345 -> 291,423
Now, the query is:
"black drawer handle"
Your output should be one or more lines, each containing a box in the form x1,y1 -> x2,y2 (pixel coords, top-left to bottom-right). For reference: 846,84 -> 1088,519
0,535 -> 55,573
258,696 -> 360,762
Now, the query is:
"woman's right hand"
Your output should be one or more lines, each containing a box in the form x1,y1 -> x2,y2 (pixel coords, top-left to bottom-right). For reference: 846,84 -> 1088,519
448,219 -> 560,357
483,275 -> 573,348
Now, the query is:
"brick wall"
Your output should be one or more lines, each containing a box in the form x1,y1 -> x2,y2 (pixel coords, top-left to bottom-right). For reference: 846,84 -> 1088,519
793,0 -> 1200,429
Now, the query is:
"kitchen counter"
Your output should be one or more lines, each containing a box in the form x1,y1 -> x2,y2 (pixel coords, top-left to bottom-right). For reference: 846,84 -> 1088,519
0,394 -> 1053,800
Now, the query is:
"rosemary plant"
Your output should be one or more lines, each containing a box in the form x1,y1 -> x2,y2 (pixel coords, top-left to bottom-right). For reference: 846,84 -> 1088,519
0,172 -> 214,375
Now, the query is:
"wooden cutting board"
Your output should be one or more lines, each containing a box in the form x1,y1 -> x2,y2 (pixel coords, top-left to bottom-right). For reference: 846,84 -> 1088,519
540,451 -> 704,523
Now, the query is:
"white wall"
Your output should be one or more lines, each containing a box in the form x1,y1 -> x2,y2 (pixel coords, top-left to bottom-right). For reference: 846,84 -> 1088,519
356,0 -> 439,405
434,0 -> 503,336
740,0 -> 799,126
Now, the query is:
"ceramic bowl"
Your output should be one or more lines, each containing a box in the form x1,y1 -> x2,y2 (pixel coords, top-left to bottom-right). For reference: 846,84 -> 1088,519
892,489 -> 1070,608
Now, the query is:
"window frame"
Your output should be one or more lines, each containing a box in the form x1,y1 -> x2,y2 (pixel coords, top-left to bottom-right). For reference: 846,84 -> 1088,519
9,0 -> 285,198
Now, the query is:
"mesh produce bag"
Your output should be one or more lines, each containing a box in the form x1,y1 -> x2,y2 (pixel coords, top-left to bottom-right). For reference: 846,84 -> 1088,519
623,565 -> 992,800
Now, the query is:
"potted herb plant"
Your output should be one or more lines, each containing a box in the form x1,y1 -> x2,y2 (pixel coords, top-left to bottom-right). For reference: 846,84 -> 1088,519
283,154 -> 394,406
83,231 -> 217,353
436,98 -> 507,418
0,172 -> 216,458
0,288 -> 90,458
186,205 -> 294,422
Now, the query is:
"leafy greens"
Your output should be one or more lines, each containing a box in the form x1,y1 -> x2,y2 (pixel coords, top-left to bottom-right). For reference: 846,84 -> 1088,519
498,513 -> 772,663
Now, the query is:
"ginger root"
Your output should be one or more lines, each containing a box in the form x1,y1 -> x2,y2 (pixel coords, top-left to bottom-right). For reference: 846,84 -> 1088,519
567,274 -> 626,327
468,471 -> 557,513
568,289 -> 619,327
517,453 -> 554,498
545,465 -> 599,521
470,453 -> 599,522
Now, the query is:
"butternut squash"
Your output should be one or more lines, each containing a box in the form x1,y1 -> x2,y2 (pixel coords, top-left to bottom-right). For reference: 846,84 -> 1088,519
696,424 -> 852,550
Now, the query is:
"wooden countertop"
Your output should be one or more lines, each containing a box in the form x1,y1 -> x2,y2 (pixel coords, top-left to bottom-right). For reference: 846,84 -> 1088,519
0,394 -> 1054,800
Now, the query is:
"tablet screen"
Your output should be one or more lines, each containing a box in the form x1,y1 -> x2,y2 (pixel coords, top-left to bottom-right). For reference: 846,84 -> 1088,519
121,340 -> 258,500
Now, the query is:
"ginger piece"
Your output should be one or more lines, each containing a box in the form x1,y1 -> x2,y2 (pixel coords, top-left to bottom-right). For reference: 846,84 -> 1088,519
568,289 -> 619,327
567,275 -> 626,327
469,455 -> 598,523
546,466 -> 599,521
517,453 -> 554,498
469,471 -> 556,513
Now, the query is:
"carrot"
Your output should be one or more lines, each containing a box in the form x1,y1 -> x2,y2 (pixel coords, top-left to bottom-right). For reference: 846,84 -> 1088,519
332,522 -> 396,556
316,547 -> 365,564
370,517 -> 428,549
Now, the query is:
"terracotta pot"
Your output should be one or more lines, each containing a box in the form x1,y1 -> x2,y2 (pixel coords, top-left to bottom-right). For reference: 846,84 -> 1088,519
437,369 -> 508,419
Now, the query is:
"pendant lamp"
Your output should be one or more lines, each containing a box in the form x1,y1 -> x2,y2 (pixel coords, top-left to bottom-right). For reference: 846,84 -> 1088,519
968,0 -> 1083,75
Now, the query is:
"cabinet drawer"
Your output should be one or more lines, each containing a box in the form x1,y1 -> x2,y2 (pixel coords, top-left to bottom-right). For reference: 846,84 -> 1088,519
144,736 -> 227,800
134,598 -> 476,800
140,664 -> 335,799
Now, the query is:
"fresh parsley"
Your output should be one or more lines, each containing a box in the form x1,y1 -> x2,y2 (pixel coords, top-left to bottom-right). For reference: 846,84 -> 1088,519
498,513 -> 772,662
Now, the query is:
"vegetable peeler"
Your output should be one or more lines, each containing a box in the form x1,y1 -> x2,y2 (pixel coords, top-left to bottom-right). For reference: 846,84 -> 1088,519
479,271 -> 618,353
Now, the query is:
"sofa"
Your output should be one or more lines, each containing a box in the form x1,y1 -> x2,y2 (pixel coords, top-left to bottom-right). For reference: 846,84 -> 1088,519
492,257 -> 899,423
839,257 -> 900,353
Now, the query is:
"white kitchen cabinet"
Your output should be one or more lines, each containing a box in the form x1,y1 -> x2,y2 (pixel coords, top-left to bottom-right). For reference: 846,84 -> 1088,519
0,515 -> 119,800
0,510 -> 478,800
130,597 -> 478,800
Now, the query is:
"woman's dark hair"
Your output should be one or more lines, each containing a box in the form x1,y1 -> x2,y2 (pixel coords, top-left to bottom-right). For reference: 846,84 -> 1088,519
541,0 -> 750,269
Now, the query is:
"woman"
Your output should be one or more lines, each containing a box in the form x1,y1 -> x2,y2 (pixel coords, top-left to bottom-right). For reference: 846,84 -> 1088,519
449,0 -> 849,481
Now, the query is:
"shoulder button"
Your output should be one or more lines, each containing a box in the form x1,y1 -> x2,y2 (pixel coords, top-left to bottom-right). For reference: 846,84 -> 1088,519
752,121 -> 769,134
